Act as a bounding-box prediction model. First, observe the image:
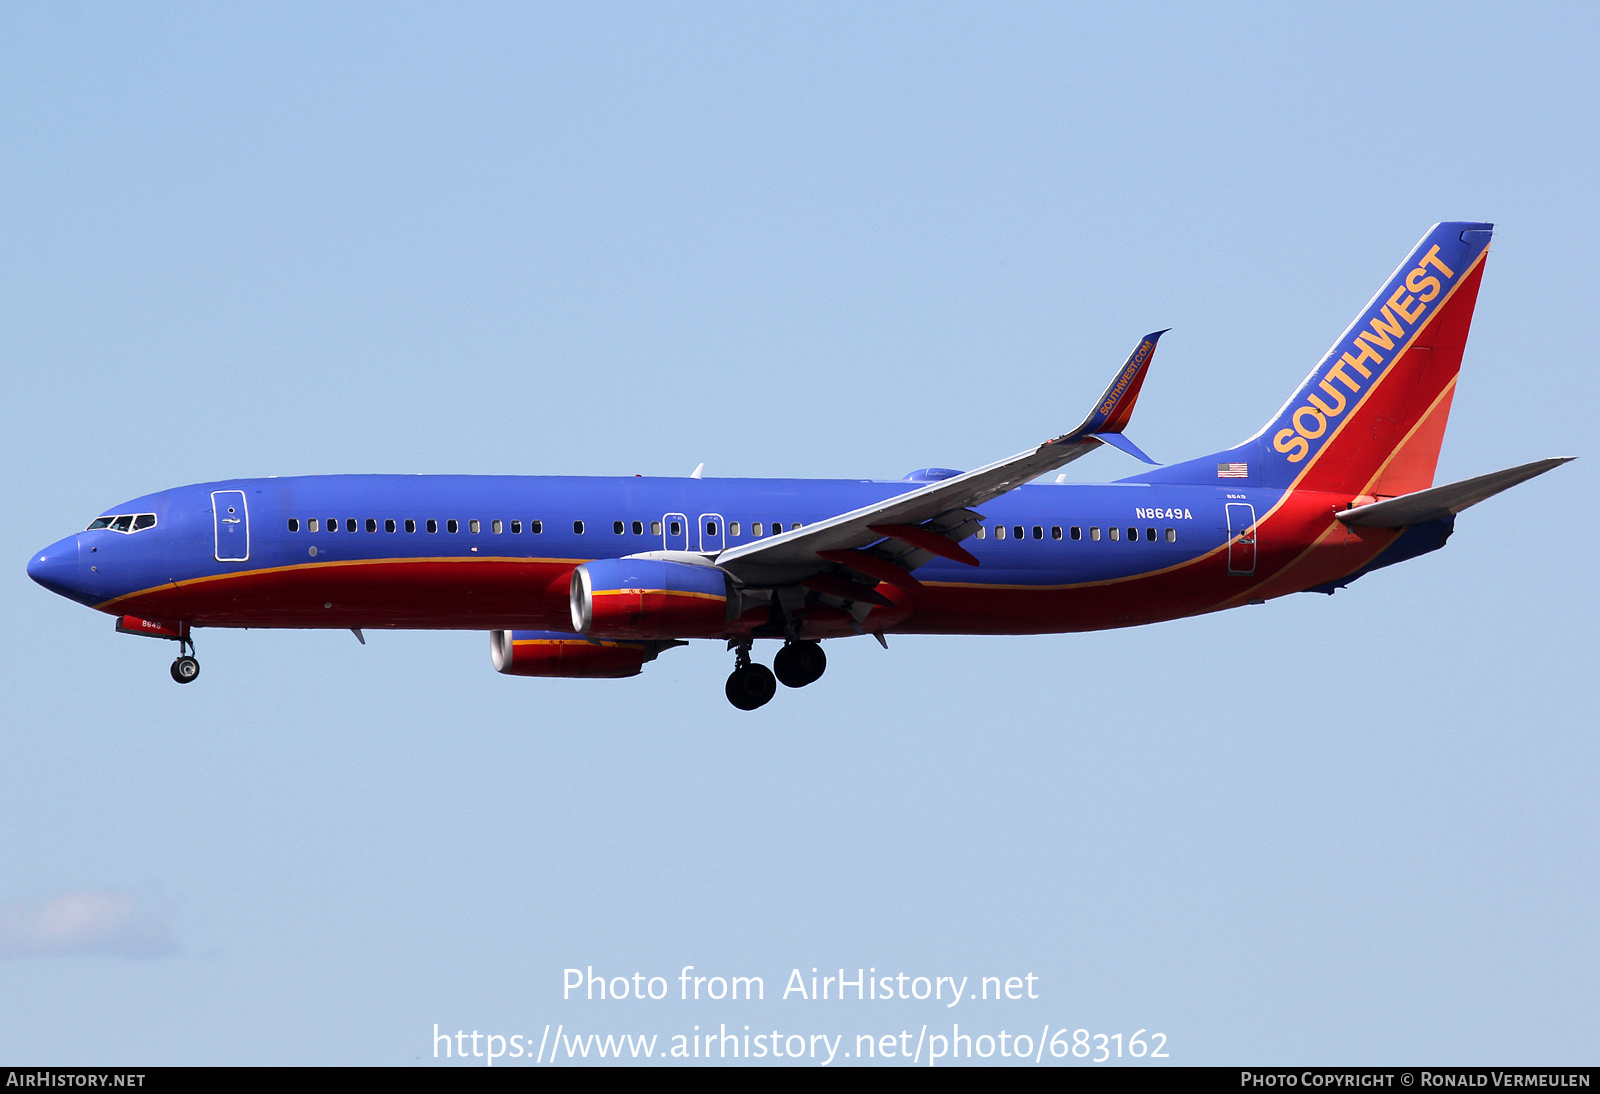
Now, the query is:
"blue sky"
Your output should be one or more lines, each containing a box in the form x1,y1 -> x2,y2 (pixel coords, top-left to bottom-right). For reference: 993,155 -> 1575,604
3,2 -> 1595,1065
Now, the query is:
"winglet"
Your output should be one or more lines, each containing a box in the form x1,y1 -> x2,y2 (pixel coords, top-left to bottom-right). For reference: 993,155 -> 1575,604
1077,329 -> 1166,437
1094,431 -> 1159,465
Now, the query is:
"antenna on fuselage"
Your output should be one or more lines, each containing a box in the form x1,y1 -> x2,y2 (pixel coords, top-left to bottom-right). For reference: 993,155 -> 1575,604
690,463 -> 704,479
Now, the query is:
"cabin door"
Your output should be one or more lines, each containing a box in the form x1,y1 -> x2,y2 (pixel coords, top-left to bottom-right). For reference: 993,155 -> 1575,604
212,490 -> 250,562
1226,502 -> 1256,575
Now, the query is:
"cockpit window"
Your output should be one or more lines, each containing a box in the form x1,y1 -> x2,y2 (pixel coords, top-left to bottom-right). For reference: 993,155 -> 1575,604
87,513 -> 158,533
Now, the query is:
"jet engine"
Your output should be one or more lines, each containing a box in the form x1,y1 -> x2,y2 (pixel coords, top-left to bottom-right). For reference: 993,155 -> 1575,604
570,557 -> 734,640
489,629 -> 681,679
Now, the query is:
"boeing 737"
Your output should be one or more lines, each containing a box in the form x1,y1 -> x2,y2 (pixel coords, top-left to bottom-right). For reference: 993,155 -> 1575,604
27,222 -> 1572,708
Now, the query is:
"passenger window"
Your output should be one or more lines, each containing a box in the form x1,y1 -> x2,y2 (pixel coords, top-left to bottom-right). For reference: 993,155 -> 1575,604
669,520 -> 681,536
1070,526 -> 1081,540
531,520 -> 543,534
447,519 -> 459,533
1013,526 -> 1024,540
995,526 -> 1006,540
288,519 -> 300,532
1109,527 -> 1119,541
384,519 -> 395,533
705,521 -> 718,536
1051,526 -> 1062,540
366,518 -> 377,533
791,522 -> 801,530
133,514 -> 155,531
1166,528 -> 1177,542
492,519 -> 502,534
1033,526 -> 1043,540
426,519 -> 438,533
405,519 -> 416,533
975,526 -> 986,539
326,518 -> 338,532
510,520 -> 521,534
752,522 -> 763,536
86,517 -> 115,530
632,521 -> 643,535
469,519 -> 480,534
728,522 -> 739,537
342,519 -> 353,532
614,521 -> 624,534
574,520 -> 585,534
1146,527 -> 1156,541
308,519 -> 320,532
649,521 -> 660,535
1090,527 -> 1101,540
1127,527 -> 1137,542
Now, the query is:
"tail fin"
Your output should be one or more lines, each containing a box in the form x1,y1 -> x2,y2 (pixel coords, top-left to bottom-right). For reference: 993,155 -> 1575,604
1139,222 -> 1492,495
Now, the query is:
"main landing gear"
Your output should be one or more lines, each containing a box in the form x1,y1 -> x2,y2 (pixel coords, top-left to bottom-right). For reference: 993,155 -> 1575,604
724,639 -> 827,710
773,640 -> 826,688
725,641 -> 776,711
170,636 -> 200,684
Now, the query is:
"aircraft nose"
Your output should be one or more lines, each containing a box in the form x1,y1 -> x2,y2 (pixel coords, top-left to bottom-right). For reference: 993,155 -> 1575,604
27,535 -> 83,598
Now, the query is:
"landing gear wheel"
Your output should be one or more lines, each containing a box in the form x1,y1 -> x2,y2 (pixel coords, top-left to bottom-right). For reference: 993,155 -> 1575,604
773,641 -> 826,688
725,663 -> 777,710
170,655 -> 200,684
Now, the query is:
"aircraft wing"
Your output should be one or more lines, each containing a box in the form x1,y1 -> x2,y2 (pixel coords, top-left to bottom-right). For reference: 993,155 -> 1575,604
715,331 -> 1166,582
1337,457 -> 1574,528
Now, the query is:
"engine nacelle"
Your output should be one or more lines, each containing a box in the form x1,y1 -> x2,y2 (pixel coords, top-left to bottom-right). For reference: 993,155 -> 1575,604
490,629 -> 679,679
570,557 -> 734,640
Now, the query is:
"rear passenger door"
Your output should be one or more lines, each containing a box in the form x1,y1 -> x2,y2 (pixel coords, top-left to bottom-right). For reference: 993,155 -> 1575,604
1225,502 -> 1256,575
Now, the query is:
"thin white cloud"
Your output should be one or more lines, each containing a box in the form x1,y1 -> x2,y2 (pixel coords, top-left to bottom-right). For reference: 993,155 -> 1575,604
0,888 -> 174,959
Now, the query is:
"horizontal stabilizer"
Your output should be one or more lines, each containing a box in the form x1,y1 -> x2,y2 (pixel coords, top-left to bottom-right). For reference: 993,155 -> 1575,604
1337,458 -> 1573,528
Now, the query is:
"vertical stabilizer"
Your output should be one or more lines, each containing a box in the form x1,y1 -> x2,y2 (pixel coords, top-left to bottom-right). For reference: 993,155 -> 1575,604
1138,222 -> 1492,495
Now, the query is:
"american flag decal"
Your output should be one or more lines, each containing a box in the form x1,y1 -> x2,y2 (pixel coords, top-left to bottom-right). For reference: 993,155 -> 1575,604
1217,462 -> 1248,479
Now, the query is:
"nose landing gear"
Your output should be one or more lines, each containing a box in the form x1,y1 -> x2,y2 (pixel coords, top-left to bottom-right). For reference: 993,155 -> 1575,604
169,635 -> 200,684
724,639 -> 776,710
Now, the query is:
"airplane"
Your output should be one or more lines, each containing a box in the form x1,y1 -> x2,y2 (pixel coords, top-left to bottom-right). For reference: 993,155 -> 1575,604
27,222 -> 1573,710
